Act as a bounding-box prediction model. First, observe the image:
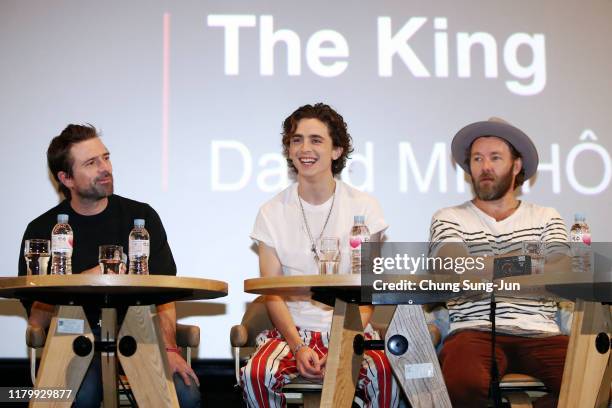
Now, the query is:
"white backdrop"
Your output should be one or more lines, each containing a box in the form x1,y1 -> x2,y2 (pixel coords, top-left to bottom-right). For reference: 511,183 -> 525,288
1,0 -> 611,358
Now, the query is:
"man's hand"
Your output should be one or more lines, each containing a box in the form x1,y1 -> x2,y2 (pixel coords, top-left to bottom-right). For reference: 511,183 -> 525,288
295,347 -> 326,380
167,350 -> 200,387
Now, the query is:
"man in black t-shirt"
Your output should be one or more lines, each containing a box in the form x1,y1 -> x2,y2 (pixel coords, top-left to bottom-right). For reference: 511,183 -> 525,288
19,124 -> 200,408
19,195 -> 175,281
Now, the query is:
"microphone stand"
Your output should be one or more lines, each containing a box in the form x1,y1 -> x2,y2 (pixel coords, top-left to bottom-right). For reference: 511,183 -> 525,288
489,292 -> 502,408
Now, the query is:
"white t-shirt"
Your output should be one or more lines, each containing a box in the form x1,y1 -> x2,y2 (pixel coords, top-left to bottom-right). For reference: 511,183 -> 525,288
429,201 -> 569,337
251,180 -> 388,332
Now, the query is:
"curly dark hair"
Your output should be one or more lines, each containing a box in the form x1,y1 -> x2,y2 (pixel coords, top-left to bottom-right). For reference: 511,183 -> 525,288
47,124 -> 99,198
281,103 -> 353,176
464,137 -> 526,189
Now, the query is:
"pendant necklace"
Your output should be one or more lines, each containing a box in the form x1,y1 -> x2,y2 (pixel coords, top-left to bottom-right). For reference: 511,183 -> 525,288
298,184 -> 336,263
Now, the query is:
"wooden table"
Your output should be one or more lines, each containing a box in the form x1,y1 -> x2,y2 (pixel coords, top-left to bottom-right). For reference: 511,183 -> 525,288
501,272 -> 611,408
372,271 -> 612,408
246,272 -> 612,408
371,271 -> 611,408
244,275 -> 451,408
0,275 -> 228,408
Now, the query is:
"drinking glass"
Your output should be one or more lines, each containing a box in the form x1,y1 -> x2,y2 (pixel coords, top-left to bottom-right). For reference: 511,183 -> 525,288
24,239 -> 50,276
99,245 -> 124,274
318,237 -> 340,275
522,241 -> 545,274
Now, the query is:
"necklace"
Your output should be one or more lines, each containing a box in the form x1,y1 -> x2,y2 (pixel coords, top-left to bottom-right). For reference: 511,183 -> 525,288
298,185 -> 336,262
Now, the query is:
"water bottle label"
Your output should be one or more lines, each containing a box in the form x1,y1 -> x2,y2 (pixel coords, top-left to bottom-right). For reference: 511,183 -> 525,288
129,240 -> 150,257
350,234 -> 370,250
582,233 -> 591,245
52,234 -> 73,254
571,232 -> 591,245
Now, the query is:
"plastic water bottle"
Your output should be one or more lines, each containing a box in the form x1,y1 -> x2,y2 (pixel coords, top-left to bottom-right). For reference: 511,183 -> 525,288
129,219 -> 150,275
350,215 -> 370,274
50,214 -> 73,275
570,213 -> 591,273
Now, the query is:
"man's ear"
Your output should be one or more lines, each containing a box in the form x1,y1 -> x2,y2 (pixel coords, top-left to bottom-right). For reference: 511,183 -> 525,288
332,147 -> 343,161
513,157 -> 522,176
57,171 -> 73,189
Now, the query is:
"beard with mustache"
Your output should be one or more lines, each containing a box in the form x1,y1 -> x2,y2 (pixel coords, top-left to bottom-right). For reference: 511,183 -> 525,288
472,167 -> 514,201
75,172 -> 114,201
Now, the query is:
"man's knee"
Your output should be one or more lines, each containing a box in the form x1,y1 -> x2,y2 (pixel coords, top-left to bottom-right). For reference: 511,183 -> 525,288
174,373 -> 201,408
441,349 -> 490,405
439,332 -> 494,405
444,371 -> 489,406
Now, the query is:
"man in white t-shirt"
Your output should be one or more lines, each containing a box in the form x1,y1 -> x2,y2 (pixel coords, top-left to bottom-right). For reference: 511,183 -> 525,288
241,103 -> 399,408
428,118 -> 569,408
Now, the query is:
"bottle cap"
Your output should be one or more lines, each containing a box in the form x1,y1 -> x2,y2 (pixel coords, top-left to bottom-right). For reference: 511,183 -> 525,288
57,214 -> 69,223
134,219 -> 145,228
574,213 -> 585,222
354,215 -> 365,224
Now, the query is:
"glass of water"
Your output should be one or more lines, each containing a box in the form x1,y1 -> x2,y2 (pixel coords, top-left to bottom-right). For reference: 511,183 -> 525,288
99,245 -> 124,274
24,239 -> 50,276
318,237 -> 340,275
522,241 -> 545,274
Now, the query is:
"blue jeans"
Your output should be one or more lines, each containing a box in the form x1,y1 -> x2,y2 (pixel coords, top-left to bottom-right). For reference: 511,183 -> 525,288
73,353 -> 201,408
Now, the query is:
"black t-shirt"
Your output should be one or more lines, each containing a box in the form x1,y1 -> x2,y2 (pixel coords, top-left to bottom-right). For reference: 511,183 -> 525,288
18,194 -> 176,324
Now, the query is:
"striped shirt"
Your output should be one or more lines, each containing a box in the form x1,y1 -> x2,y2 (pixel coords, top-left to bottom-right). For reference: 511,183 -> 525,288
429,201 -> 568,337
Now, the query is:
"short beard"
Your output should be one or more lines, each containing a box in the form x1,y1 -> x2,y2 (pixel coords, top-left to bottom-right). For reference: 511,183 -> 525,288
473,169 -> 514,201
75,176 -> 114,201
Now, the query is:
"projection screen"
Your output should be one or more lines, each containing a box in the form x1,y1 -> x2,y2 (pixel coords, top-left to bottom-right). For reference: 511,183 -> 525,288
1,0 -> 611,358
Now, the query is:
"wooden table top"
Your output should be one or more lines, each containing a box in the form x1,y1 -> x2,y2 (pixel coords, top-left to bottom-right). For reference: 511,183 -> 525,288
501,271 -> 610,302
0,275 -> 228,306
244,274 -> 486,304
243,274 -> 485,292
244,274 -> 362,296
244,274 -> 368,304
244,272 -> 610,303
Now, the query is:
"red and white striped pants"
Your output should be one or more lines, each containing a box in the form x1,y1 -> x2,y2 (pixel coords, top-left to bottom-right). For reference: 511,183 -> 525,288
240,328 -> 400,408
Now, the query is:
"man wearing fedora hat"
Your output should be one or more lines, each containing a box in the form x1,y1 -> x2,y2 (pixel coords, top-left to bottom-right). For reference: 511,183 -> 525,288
427,118 -> 569,408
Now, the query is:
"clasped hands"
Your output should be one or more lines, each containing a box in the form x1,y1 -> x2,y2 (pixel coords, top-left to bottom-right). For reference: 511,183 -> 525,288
295,345 -> 327,380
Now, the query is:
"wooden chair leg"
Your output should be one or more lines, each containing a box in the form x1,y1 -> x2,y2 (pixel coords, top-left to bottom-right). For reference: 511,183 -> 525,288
320,298 -> 363,408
